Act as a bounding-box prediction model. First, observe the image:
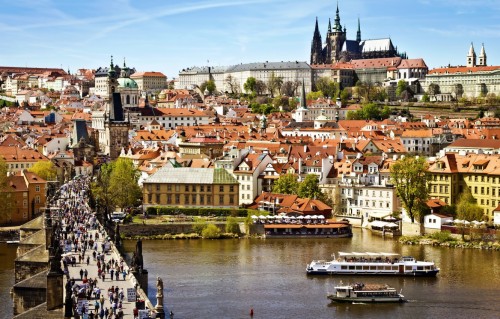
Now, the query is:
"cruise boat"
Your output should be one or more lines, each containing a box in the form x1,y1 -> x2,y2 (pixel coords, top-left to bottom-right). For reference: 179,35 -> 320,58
328,283 -> 406,303
306,252 -> 439,276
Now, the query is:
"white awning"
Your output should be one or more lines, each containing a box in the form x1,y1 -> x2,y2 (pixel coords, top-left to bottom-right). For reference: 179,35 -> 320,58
369,212 -> 392,219
371,220 -> 389,228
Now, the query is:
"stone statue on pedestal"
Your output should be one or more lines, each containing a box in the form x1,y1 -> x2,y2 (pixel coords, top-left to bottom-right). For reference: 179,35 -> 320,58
155,276 -> 165,318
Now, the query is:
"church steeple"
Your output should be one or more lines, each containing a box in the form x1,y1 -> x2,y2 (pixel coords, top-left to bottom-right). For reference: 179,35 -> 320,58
467,42 -> 476,67
356,17 -> 361,42
108,55 -> 116,77
300,80 -> 307,109
334,1 -> 342,32
478,43 -> 487,66
310,17 -> 323,64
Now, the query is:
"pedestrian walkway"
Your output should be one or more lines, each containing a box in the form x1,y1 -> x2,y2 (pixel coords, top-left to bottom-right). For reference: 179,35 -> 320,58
54,176 -> 147,319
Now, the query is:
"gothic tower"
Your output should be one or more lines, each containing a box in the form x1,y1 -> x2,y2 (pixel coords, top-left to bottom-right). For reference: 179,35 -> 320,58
310,17 -> 323,64
104,55 -> 131,160
328,2 -> 346,63
478,43 -> 487,66
467,42 -> 476,67
356,18 -> 361,43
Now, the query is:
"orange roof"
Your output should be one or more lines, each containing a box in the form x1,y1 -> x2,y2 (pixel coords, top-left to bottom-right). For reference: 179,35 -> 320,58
351,57 -> 402,69
131,71 -> 166,78
429,65 -> 500,75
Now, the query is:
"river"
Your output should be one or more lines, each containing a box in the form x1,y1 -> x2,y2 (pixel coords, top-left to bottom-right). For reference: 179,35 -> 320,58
2,229 -> 499,318
124,229 -> 499,319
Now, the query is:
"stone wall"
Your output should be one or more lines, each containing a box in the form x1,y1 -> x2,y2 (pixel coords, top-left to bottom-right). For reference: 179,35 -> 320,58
12,287 -> 47,316
15,260 -> 48,283
120,223 -> 226,237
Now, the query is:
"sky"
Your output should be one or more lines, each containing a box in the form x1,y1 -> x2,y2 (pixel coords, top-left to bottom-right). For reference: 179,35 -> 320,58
0,0 -> 499,79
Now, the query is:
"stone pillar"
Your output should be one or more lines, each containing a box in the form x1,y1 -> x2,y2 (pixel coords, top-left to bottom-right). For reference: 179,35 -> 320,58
46,271 -> 64,310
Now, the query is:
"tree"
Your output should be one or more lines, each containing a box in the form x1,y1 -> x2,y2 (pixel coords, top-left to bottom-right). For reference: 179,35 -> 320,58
92,162 -> 114,216
28,160 -> 57,181
109,158 -> 142,211
314,77 -> 339,98
396,80 -> 408,98
280,80 -> 300,97
272,173 -> 299,195
244,77 -> 257,94
428,83 -> 440,95
306,91 -> 323,101
254,80 -> 267,96
225,216 -> 240,234
200,80 -> 216,95
422,93 -> 430,103
340,89 -> 350,106
297,174 -> 325,200
267,72 -> 283,98
202,223 -> 221,239
390,156 -> 429,225
456,188 -> 484,240
225,75 -> 239,95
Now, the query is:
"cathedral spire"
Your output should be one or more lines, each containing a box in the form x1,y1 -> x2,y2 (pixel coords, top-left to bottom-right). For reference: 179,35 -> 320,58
356,17 -> 361,42
328,18 -> 331,33
310,17 -> 323,64
467,42 -> 476,67
108,55 -> 116,77
334,1 -> 341,32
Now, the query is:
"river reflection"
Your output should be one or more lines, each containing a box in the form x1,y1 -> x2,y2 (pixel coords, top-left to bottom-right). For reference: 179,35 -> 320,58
123,229 -> 500,319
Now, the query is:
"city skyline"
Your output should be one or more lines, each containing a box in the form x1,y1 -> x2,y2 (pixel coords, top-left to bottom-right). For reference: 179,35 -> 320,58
0,0 -> 499,79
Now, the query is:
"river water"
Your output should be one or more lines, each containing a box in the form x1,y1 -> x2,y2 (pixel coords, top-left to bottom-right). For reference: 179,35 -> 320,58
2,230 -> 499,319
123,229 -> 499,319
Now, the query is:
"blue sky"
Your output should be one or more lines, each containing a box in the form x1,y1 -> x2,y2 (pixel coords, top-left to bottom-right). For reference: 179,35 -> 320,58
0,0 -> 499,79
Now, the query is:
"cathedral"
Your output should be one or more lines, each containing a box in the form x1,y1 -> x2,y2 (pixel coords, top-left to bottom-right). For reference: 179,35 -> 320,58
310,3 -> 405,64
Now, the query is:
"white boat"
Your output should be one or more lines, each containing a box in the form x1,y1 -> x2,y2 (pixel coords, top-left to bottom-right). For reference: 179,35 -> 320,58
328,282 -> 406,303
306,252 -> 439,276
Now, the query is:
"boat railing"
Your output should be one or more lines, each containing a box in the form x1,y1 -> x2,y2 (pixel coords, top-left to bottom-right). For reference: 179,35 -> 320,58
339,257 -> 401,264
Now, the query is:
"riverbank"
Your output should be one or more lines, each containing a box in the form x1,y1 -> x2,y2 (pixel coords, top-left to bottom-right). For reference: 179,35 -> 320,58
399,234 -> 500,250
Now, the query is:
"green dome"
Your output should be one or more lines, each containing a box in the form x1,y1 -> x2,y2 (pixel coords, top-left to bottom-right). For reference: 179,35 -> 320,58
117,77 -> 138,89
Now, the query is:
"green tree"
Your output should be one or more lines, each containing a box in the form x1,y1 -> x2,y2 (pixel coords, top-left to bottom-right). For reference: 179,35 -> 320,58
306,91 -> 323,101
272,173 -> 299,195
422,93 -> 430,103
244,77 -> 257,94
28,160 -> 57,181
280,80 -> 300,97
92,162 -> 114,216
390,156 -> 429,226
396,80 -> 408,98
109,158 -> 142,210
315,77 -> 339,98
297,174 -> 325,200
192,217 -> 207,235
267,72 -> 283,98
225,216 -> 240,234
456,188 -> 484,240
340,89 -> 350,106
202,223 -> 221,239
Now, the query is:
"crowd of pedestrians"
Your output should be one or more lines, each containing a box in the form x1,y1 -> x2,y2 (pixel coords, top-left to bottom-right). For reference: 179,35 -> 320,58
52,175 -> 144,318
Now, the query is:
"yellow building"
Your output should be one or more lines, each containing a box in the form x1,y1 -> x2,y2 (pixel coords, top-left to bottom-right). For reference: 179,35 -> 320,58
143,167 -> 239,209
427,153 -> 500,221
130,71 -> 167,92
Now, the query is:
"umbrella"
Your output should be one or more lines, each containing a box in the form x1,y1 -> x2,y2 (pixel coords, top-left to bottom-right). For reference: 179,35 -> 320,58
386,222 -> 399,228
317,215 -> 325,219
283,215 -> 290,219
289,216 -> 296,220
310,215 -> 318,219
259,215 -> 267,219
304,215 -> 311,219
251,215 -> 258,219
454,219 -> 463,224
297,215 -> 304,219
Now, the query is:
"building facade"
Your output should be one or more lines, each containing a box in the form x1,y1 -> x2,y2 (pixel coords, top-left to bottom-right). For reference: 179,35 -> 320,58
143,167 -> 239,209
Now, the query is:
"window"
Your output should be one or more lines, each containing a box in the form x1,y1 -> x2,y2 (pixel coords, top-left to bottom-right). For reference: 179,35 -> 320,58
192,185 -> 196,192
147,194 -> 152,203
175,195 -> 180,204
167,184 -> 172,191
185,195 -> 189,204
230,185 -> 234,192
167,195 -> 172,204
35,185 -> 40,192
200,195 -> 204,205
175,185 -> 180,192
35,196 -> 40,204
23,200 -> 27,208
185,185 -> 189,192
200,185 -> 204,192
207,196 -> 212,204
219,185 -> 224,192
156,194 -> 160,203
219,195 -> 224,204
229,195 -> 234,204
207,186 -> 211,192
156,184 -> 160,191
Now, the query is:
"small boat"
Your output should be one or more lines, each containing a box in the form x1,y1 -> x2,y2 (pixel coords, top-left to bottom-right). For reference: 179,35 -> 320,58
306,252 -> 439,276
328,282 -> 406,303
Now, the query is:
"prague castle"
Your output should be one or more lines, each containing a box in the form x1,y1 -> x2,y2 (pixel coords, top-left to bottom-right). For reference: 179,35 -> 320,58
310,3 -> 405,64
